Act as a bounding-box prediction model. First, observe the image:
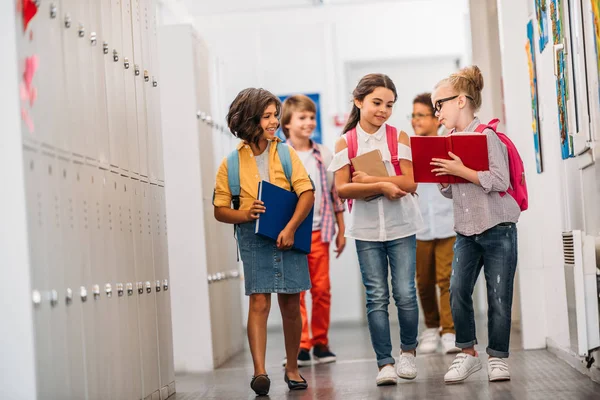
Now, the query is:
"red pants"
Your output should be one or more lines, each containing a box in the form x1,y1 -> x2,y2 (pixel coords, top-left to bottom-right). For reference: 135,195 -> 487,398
300,230 -> 331,350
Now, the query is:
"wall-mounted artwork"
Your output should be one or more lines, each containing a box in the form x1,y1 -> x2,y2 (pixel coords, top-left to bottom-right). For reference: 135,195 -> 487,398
550,0 -> 574,159
527,20 -> 543,173
535,0 -> 550,52
591,0 -> 600,103
276,93 -> 323,144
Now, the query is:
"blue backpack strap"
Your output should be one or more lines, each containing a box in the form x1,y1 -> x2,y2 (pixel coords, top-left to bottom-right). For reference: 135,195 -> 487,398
226,149 -> 241,210
276,142 -> 293,189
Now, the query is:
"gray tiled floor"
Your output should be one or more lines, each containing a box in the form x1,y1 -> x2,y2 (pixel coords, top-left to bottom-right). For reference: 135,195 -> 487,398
173,322 -> 600,400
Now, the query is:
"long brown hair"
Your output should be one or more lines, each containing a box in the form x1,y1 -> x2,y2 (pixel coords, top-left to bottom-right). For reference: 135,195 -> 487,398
226,88 -> 281,145
343,74 -> 398,134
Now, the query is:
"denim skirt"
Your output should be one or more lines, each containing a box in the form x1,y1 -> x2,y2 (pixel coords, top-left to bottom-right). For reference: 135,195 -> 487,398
237,222 -> 311,296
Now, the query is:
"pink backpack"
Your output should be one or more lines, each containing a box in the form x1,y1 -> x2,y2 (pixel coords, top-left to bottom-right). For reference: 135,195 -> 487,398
346,125 -> 402,212
475,119 -> 528,211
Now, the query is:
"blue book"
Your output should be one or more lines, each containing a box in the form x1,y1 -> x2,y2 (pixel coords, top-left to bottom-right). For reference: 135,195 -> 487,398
255,180 -> 314,254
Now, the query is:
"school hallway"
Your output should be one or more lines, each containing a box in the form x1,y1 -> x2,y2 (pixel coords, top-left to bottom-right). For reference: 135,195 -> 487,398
173,322 -> 600,399
3,0 -> 600,399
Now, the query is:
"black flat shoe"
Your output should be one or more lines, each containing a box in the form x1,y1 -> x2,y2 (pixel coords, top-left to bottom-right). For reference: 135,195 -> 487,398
284,373 -> 308,391
250,374 -> 270,396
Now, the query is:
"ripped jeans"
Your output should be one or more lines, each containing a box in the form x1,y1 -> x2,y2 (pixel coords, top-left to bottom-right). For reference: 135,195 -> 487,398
450,223 -> 518,358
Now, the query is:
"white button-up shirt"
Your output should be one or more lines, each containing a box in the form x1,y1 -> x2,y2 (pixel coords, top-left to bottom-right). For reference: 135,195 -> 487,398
416,183 -> 456,241
328,123 -> 422,242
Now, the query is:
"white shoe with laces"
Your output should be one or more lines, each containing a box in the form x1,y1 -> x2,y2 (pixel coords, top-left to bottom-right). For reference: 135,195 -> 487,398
396,352 -> 417,380
441,333 -> 461,354
488,357 -> 510,381
444,353 -> 482,384
418,328 -> 440,354
376,365 -> 398,386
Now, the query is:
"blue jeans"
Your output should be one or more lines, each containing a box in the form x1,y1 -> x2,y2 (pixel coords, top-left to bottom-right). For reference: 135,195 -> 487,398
450,223 -> 518,358
355,235 -> 419,368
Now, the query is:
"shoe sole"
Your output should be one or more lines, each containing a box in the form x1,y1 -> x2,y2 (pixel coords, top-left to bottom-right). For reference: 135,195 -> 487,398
489,375 -> 511,382
376,378 -> 398,386
314,356 -> 336,364
444,362 -> 482,384
251,376 -> 270,396
397,372 -> 417,380
444,347 -> 462,354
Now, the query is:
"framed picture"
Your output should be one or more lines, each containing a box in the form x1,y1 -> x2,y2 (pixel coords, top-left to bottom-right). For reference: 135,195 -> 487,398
277,93 -> 323,144
527,20 -> 543,173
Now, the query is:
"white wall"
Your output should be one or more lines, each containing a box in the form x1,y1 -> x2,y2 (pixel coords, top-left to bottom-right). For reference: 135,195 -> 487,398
0,0 -> 38,398
194,0 -> 471,328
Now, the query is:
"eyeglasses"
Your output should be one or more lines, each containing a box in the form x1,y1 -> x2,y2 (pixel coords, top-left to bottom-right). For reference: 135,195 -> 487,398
408,113 -> 434,120
434,94 -> 474,114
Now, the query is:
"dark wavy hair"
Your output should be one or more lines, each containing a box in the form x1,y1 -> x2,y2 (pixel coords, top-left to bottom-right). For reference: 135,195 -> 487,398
226,88 -> 281,145
343,74 -> 397,134
413,92 -> 435,115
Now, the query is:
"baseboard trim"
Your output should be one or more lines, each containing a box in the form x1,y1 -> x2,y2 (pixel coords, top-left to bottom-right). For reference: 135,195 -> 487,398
546,338 -> 600,384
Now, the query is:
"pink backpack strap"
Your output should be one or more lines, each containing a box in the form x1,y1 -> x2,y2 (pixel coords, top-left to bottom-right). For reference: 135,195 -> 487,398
475,118 -> 500,133
386,125 -> 402,176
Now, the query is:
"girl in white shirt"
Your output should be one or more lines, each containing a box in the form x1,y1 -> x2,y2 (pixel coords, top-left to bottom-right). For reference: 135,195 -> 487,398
328,74 -> 422,386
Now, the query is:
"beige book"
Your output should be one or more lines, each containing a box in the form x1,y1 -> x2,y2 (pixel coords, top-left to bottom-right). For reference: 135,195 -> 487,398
350,149 -> 389,177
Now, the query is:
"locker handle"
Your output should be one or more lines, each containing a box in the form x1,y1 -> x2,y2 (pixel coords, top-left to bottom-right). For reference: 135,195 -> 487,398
137,282 -> 143,294
50,3 -> 58,19
50,290 -> 58,307
78,24 -> 85,38
90,32 -> 97,46
144,70 -> 149,82
117,283 -> 124,297
152,77 -> 158,87
127,283 -> 133,296
32,290 -> 42,306
135,65 -> 140,76
156,280 -> 161,292
93,284 -> 100,299
64,14 -> 71,29
145,281 -> 152,294
163,279 -> 169,291
80,286 -> 88,302
66,288 -> 73,305
103,42 -> 109,55
105,283 -> 112,298
124,58 -> 130,69
113,50 -> 119,62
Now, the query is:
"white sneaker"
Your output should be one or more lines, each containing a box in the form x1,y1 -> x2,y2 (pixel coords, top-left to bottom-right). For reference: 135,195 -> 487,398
417,328 -> 440,354
441,333 -> 461,354
444,353 -> 482,384
376,365 -> 398,386
396,352 -> 417,380
488,357 -> 510,382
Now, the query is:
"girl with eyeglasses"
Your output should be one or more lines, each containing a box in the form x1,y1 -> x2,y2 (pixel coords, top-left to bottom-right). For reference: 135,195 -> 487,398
430,66 -> 520,384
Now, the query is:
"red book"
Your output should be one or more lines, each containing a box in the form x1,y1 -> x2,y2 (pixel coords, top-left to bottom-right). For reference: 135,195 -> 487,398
410,134 -> 489,183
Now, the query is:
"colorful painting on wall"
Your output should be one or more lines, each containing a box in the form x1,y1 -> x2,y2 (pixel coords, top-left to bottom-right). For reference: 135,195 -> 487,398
535,0 -> 550,52
550,0 -> 574,159
591,0 -> 600,103
527,20 -> 543,173
276,93 -> 323,144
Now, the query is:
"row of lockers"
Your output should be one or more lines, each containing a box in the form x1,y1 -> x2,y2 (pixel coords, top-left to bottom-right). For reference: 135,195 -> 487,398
17,0 -> 164,182
22,146 -> 174,400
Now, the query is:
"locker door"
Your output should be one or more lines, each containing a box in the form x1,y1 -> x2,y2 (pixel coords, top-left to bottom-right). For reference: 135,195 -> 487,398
57,157 -> 87,399
122,0 -> 141,175
17,0 -> 67,150
88,166 -> 111,399
132,0 -> 149,179
123,176 -> 144,399
75,162 -> 100,400
22,149 -> 54,398
41,153 -> 71,399
88,0 -> 111,165
152,185 -> 174,396
146,2 -> 160,182
138,181 -> 161,399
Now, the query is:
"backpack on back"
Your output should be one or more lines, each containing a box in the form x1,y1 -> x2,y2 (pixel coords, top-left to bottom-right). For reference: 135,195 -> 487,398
475,119 -> 528,211
227,141 -> 293,210
345,124 -> 402,212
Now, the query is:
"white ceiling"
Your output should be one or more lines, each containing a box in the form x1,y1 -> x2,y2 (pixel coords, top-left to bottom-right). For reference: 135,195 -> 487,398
181,0 -> 406,16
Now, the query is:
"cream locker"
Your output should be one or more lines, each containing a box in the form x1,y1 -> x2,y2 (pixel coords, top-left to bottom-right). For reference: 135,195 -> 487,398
75,162 -> 101,400
151,185 -> 174,397
88,0 -> 111,166
131,0 -> 149,179
16,1 -> 67,150
57,157 -> 88,399
22,149 -> 54,398
40,153 -> 71,398
88,166 -> 112,399
140,0 -> 154,180
135,180 -> 161,398
121,0 -> 141,176
146,3 -> 161,182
